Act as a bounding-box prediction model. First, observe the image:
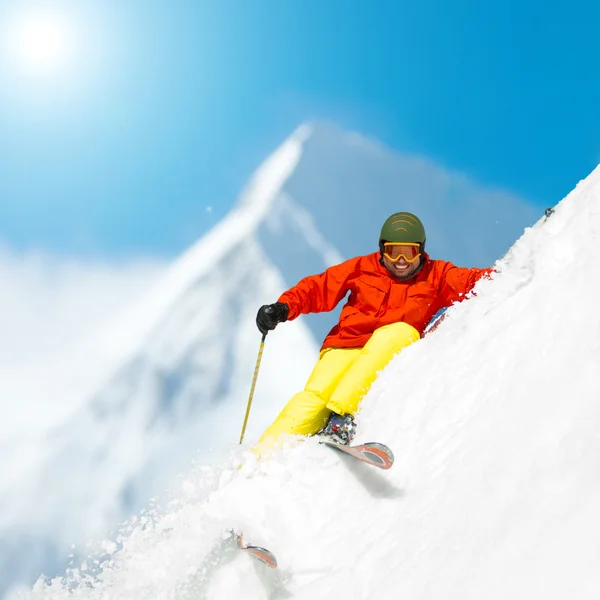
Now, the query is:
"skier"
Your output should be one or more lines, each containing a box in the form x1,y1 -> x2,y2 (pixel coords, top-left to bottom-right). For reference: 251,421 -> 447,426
255,212 -> 492,450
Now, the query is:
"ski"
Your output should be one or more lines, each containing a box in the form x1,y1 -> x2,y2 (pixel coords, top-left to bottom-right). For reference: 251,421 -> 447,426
233,531 -> 278,569
320,439 -> 394,470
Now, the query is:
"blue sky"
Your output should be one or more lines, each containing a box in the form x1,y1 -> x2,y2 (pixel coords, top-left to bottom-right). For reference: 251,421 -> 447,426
0,0 -> 598,258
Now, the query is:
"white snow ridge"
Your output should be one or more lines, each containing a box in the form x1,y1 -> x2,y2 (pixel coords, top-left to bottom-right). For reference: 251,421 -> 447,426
11,163 -> 600,598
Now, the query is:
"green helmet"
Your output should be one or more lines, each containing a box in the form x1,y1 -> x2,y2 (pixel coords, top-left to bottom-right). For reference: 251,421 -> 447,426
379,212 -> 426,245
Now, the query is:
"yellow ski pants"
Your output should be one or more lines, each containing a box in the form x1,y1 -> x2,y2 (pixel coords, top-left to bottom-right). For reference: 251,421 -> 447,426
257,321 -> 420,449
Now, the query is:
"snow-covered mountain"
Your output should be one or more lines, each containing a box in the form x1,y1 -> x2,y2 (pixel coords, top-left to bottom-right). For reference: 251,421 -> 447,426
12,153 -> 600,600
0,122 -> 538,598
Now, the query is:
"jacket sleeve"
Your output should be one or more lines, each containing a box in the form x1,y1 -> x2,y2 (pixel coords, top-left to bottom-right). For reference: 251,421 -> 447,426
277,257 -> 358,320
438,262 -> 494,307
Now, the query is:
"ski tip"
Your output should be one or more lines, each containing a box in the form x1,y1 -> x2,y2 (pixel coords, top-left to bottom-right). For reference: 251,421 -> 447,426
321,439 -> 395,469
243,545 -> 278,569
362,442 -> 395,466
232,530 -> 278,568
361,447 -> 394,469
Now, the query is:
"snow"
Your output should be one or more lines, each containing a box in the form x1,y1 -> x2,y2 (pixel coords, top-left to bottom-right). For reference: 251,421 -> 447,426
1,122 -> 542,597
8,164 -> 600,599
0,126 -> 318,596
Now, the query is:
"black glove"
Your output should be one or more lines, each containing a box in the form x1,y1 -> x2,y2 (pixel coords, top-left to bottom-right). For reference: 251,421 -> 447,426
256,302 -> 289,336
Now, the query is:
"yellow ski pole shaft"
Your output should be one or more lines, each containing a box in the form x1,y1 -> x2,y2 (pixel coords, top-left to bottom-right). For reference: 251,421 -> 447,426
239,333 -> 267,444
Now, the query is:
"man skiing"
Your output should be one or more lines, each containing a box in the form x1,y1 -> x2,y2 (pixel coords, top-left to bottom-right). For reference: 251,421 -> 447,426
255,212 -> 492,450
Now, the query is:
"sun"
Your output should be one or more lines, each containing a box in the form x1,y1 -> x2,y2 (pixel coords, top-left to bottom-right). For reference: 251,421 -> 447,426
6,11 -> 73,75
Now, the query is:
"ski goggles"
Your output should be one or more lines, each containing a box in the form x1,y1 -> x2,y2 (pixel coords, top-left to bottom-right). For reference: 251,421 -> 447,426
383,242 -> 422,263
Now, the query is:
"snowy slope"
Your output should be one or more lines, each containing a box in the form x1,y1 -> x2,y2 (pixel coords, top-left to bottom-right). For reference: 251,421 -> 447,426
1,122 -> 538,598
12,162 -> 600,600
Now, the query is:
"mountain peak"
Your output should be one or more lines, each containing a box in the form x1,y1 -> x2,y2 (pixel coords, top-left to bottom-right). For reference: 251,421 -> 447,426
289,122 -> 314,145
18,162 -> 600,600
1,123 -> 544,598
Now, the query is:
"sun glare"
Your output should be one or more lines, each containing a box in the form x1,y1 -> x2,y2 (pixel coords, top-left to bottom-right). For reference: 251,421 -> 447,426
6,11 -> 73,75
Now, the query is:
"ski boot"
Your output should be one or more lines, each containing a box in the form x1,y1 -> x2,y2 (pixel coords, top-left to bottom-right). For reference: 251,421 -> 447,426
319,412 -> 356,446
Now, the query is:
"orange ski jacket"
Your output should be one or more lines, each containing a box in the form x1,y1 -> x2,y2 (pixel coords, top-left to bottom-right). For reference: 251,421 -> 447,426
278,252 -> 492,350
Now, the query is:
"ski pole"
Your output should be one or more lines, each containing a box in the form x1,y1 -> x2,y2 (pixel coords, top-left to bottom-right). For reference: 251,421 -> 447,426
239,333 -> 267,444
